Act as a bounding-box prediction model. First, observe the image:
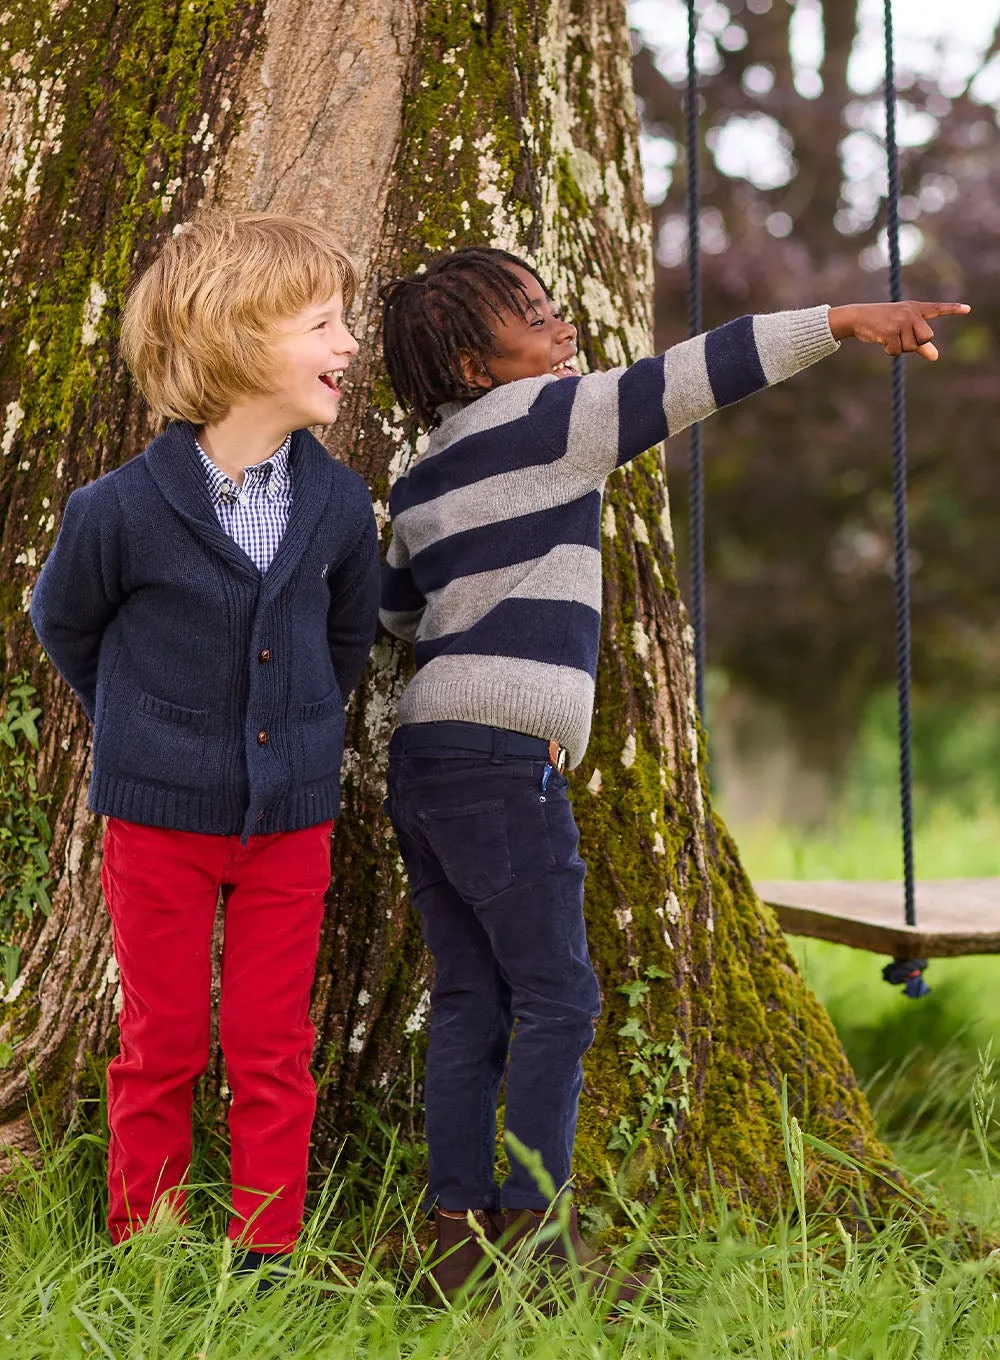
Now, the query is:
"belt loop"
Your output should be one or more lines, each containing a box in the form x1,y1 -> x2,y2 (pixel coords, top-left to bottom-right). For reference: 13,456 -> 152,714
490,727 -> 505,765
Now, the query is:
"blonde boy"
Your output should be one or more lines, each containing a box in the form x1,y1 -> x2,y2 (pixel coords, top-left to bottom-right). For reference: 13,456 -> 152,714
31,213 -> 378,1279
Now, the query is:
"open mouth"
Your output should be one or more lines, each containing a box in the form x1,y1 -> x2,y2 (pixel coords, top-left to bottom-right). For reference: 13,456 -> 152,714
319,369 -> 345,392
551,357 -> 578,378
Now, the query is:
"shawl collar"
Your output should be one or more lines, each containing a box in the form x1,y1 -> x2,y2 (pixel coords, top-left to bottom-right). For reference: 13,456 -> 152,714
260,430 -> 338,600
143,423 -> 338,591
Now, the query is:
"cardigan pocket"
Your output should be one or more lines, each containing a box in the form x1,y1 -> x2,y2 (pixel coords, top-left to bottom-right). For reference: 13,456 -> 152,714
136,690 -> 213,728
299,687 -> 345,785
301,688 -> 341,722
111,689 -> 219,790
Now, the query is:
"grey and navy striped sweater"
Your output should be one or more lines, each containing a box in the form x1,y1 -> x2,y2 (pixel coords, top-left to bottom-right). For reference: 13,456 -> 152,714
380,306 -> 838,767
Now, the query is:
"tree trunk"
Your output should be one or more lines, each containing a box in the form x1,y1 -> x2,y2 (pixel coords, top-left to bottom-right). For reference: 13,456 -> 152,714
0,0 -> 897,1223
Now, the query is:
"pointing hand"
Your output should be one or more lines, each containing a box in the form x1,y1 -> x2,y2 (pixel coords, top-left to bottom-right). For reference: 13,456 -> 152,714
827,301 -> 971,361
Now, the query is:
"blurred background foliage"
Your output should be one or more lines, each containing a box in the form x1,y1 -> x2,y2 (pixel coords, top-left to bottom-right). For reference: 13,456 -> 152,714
629,0 -> 1000,845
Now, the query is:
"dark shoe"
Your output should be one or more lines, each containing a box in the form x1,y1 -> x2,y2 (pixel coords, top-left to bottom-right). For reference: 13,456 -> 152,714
234,1247 -> 292,1295
501,1206 -> 650,1306
426,1208 -> 504,1303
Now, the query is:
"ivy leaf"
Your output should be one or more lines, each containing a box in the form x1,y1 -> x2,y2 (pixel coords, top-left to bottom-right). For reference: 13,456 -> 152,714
618,979 -> 650,1007
617,1016 -> 646,1045
10,706 -> 41,748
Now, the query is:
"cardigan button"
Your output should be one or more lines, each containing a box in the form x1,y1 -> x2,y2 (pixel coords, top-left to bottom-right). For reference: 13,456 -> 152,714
258,648 -> 272,663
257,730 -> 268,746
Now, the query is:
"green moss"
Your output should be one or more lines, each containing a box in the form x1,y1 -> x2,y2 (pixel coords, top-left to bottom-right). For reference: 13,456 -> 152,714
384,0 -> 539,265
0,0 -> 257,629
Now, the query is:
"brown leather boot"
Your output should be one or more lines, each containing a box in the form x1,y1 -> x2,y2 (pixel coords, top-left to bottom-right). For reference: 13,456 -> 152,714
425,1208 -> 504,1304
500,1206 -> 650,1306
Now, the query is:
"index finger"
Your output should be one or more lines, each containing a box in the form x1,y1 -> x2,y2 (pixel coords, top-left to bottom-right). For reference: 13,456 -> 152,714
915,302 -> 972,319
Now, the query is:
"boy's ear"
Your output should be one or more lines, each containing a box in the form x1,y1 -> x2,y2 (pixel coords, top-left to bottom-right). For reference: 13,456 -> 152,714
458,350 -> 494,391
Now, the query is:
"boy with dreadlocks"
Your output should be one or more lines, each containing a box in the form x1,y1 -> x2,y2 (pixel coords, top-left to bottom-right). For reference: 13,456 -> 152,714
378,246 -> 968,1300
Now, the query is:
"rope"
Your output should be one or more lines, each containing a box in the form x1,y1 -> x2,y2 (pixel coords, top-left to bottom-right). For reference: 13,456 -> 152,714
685,0 -> 706,720
883,0 -> 918,933
682,0 -> 923,987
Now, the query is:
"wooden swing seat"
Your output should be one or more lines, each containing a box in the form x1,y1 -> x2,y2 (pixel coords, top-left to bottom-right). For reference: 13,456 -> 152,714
754,878 -> 1000,958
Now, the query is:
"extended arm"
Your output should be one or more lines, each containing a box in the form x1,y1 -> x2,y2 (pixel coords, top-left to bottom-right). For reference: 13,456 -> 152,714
530,306 -> 837,482
29,484 -> 123,722
530,300 -> 970,485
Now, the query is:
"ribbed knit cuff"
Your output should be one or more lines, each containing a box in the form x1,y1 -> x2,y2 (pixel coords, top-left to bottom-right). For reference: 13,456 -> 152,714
753,305 -> 839,385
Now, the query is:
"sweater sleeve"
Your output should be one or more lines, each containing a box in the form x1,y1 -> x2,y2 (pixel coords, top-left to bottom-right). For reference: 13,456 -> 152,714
327,502 -> 380,704
528,305 -> 838,484
29,483 -> 123,722
379,519 -> 426,644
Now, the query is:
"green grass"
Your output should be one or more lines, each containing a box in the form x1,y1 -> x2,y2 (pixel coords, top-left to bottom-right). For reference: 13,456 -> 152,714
7,691 -> 1000,1356
720,686 -> 1000,881
2,1080 -> 1000,1360
4,931 -> 1000,1358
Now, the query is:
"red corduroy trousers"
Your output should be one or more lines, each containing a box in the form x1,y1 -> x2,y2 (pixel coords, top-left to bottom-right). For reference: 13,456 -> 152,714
100,816 -> 334,1250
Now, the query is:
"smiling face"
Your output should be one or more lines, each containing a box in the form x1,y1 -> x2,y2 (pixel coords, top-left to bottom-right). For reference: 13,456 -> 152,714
267,290 -> 359,428
461,264 -> 578,390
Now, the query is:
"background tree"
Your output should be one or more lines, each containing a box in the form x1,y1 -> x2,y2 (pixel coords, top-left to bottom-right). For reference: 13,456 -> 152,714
1,0 -> 901,1227
633,0 -> 1000,807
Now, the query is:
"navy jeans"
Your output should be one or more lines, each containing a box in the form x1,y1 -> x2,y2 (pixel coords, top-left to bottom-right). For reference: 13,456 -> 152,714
385,723 -> 602,1212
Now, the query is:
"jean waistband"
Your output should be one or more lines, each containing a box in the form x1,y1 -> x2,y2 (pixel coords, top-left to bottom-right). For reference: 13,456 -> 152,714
390,721 -> 551,760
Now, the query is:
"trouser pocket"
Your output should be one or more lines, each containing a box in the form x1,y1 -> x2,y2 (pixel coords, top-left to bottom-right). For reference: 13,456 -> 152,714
418,798 -> 512,903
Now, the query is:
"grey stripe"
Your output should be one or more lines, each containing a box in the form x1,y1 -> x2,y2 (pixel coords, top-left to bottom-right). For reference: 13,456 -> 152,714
422,376 -> 556,464
394,459 -> 600,557
398,371 -> 623,552
398,654 -> 596,768
380,607 -> 424,643
420,543 -> 603,641
663,333 -> 713,439
753,306 -> 838,384
386,533 -> 410,568
565,368 -> 621,479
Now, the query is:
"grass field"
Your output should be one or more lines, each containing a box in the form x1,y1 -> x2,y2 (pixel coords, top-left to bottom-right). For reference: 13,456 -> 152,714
4,732 -> 1000,1356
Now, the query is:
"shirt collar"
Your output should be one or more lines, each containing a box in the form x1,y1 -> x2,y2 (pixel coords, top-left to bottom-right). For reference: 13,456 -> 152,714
195,434 -> 292,504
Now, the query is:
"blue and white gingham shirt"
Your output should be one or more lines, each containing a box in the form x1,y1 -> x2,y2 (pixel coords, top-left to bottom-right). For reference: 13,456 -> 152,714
195,435 -> 292,572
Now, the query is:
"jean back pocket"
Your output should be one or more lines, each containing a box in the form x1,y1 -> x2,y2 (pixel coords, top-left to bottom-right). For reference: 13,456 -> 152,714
418,798 -> 511,903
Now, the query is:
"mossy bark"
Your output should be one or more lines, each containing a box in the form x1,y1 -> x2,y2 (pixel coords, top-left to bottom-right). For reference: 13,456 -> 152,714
2,0 -> 900,1223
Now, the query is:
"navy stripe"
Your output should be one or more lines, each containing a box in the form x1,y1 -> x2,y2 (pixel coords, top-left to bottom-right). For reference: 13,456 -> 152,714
380,560 -> 425,612
704,315 -> 767,409
616,356 -> 668,466
390,398 -> 571,516
414,597 -> 601,672
411,491 -> 602,594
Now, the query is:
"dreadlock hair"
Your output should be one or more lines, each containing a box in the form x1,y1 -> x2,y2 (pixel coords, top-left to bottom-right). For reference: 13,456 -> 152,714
380,246 -> 552,428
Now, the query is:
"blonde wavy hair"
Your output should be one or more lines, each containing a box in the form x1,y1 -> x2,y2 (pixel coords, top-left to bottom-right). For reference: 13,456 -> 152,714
120,211 -> 359,424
